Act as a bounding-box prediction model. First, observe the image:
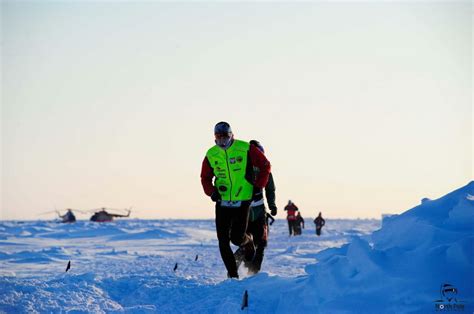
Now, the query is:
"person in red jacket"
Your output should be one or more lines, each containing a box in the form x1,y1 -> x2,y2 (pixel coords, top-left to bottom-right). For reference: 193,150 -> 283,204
284,200 -> 299,236
201,122 -> 271,279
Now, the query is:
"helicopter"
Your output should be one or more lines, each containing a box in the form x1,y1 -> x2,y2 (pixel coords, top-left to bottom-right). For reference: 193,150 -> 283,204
57,208 -> 77,223
39,208 -> 83,223
89,207 -> 132,222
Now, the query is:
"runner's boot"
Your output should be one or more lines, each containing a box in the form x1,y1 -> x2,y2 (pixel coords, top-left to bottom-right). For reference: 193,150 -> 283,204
240,234 -> 256,262
234,248 -> 245,269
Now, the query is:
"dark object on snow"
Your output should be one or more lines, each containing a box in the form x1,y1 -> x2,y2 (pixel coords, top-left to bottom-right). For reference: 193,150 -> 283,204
195,254 -> 198,261
173,263 -> 178,272
241,290 -> 248,310
65,261 -> 71,272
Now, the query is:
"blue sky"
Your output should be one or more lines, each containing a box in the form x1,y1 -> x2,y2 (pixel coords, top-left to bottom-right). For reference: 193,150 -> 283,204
1,1 -> 472,219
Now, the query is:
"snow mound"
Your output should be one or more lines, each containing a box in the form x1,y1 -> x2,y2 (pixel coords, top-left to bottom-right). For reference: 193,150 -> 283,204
283,181 -> 474,312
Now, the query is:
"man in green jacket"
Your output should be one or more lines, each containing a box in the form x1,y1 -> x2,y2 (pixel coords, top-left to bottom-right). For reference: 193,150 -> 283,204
201,122 -> 271,279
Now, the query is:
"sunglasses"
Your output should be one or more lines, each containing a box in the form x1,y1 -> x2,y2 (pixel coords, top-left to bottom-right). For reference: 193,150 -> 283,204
215,133 -> 231,139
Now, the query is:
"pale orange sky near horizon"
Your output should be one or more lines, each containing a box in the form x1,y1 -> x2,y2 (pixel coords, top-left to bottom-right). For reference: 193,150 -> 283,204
1,1 -> 472,220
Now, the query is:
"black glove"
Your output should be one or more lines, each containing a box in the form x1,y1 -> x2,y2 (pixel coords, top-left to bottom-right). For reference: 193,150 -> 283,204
269,206 -> 277,216
210,189 -> 221,202
252,187 -> 263,201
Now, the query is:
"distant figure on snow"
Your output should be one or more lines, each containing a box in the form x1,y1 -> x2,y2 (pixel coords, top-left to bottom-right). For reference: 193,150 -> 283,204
293,211 -> 305,235
90,208 -> 130,222
58,209 -> 76,223
234,140 -> 277,275
314,212 -> 326,236
284,200 -> 299,236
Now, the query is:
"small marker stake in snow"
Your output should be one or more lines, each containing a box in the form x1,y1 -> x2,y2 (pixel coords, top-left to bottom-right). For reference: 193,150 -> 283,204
65,260 -> 71,272
195,254 -> 198,261
173,262 -> 178,272
241,290 -> 248,310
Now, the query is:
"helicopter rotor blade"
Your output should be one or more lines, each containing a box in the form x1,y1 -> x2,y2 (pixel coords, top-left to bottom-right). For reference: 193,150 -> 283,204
37,210 -> 59,216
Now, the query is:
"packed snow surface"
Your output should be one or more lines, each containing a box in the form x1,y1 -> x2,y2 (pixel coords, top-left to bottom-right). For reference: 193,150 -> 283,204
1,182 -> 473,313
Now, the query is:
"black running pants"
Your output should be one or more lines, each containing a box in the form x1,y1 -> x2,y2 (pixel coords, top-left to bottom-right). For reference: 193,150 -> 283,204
215,201 -> 251,278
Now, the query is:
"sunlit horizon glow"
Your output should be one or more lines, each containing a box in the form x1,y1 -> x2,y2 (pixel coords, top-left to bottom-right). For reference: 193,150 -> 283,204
2,2 -> 472,220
